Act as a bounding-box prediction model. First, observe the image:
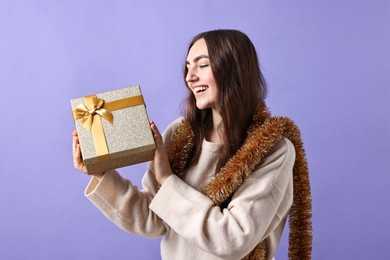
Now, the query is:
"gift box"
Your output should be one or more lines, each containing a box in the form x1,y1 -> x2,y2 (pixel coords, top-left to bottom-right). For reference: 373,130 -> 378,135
70,85 -> 155,174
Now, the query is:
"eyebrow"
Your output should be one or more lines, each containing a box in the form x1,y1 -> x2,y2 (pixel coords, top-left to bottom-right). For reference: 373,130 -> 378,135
186,55 -> 209,65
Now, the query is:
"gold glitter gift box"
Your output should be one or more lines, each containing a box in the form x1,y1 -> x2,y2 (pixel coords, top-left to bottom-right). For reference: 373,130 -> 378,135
70,85 -> 155,174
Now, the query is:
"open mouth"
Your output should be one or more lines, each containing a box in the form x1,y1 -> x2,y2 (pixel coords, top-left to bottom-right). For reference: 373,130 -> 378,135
194,86 -> 209,94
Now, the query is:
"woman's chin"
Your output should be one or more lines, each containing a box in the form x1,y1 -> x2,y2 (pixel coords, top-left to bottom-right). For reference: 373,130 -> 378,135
196,103 -> 209,110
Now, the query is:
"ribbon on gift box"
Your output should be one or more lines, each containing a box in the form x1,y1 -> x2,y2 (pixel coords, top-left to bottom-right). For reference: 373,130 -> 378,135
73,94 -> 145,159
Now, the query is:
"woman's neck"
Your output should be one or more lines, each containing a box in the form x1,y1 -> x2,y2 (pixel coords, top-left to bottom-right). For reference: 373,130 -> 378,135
206,109 -> 223,143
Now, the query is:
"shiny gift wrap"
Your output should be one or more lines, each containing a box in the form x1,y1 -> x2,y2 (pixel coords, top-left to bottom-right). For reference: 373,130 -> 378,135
70,85 -> 155,174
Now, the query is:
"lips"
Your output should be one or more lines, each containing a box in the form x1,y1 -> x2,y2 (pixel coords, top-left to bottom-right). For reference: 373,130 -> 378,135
193,85 -> 209,94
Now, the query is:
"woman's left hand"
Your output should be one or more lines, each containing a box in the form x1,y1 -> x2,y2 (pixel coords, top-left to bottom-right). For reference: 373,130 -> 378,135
150,121 -> 173,185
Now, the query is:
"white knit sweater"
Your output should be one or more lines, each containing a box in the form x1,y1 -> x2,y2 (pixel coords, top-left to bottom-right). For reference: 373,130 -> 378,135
85,117 -> 295,259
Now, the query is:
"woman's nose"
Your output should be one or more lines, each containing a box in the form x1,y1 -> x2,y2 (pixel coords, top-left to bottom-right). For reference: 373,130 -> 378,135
186,67 -> 198,83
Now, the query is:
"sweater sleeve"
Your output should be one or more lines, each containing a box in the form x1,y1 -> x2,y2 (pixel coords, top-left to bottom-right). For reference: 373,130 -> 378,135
84,117 -> 184,238
149,138 -> 295,259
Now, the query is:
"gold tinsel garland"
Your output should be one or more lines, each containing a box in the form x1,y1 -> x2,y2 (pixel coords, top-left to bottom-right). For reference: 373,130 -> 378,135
167,103 -> 312,260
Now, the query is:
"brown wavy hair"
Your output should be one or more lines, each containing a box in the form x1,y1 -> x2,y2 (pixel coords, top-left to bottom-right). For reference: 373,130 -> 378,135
183,29 -> 268,171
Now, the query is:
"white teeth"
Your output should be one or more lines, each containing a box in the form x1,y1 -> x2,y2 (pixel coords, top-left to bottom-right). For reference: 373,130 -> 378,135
194,86 -> 208,93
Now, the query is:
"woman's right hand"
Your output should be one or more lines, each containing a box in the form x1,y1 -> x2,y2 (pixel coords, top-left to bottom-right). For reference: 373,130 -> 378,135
72,130 -> 88,174
72,130 -> 105,180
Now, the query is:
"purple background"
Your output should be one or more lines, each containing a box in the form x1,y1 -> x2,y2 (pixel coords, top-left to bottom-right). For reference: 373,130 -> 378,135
1,1 -> 389,259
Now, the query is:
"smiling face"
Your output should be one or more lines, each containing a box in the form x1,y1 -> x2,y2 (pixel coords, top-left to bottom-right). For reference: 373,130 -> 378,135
185,39 -> 219,110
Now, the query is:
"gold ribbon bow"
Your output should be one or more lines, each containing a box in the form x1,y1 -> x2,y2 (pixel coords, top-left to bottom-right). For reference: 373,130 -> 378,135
73,97 -> 113,131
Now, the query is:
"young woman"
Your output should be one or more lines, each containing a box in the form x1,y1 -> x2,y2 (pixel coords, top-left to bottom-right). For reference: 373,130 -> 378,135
72,29 -> 312,260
